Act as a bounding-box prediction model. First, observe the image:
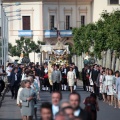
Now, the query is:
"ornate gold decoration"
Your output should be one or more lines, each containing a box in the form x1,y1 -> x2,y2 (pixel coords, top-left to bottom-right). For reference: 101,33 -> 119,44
48,37 -> 70,65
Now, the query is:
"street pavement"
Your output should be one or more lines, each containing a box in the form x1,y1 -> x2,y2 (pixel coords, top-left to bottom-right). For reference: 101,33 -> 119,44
0,81 -> 120,120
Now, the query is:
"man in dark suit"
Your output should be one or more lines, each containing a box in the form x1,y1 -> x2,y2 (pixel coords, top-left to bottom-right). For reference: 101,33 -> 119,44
91,65 -> 100,95
69,92 -> 92,120
82,65 -> 88,91
61,64 -> 68,91
10,67 -> 21,99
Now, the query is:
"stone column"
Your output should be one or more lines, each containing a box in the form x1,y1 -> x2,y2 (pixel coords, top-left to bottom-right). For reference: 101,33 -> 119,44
79,56 -> 82,72
72,55 -> 75,63
106,49 -> 111,69
115,58 -> 120,71
74,55 -> 77,65
82,53 -> 84,69
102,51 -> 106,67
97,59 -> 103,66
111,51 -> 116,71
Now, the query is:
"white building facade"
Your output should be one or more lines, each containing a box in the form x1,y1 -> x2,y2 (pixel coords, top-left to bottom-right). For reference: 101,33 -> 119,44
43,0 -> 93,45
3,0 -> 43,45
92,0 -> 120,22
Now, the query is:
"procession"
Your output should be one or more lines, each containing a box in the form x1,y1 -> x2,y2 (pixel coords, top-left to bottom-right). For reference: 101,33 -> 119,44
0,0 -> 120,120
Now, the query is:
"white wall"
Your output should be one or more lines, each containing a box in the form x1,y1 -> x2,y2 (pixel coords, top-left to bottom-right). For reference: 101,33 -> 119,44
5,1 -> 43,45
92,0 -> 120,22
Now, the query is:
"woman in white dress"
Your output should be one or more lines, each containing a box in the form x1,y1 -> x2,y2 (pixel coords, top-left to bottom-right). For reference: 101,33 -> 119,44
106,69 -> 114,105
67,67 -> 76,93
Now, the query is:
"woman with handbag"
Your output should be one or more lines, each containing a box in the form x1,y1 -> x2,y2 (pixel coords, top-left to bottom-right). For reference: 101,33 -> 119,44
20,80 -> 36,120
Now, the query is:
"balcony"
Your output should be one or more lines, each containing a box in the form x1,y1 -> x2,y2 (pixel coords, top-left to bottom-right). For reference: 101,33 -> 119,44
44,30 -> 72,38
18,30 -> 33,37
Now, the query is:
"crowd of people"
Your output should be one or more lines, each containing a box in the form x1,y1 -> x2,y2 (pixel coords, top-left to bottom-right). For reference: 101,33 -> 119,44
82,64 -> 120,109
5,62 -> 79,95
0,62 -> 120,120
17,80 -> 98,120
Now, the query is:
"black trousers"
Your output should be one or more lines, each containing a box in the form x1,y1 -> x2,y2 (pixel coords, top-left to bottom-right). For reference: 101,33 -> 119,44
94,83 -> 99,96
7,76 -> 11,83
83,80 -> 86,91
0,80 -> 5,95
11,82 -> 19,99
49,85 -> 53,93
53,82 -> 60,91
44,78 -> 49,87
61,78 -> 67,85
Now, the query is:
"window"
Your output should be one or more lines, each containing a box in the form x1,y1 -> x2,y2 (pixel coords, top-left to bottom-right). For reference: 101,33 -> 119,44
66,16 -> 70,30
81,15 -> 85,26
22,16 -> 30,30
109,0 -> 119,4
50,15 -> 55,30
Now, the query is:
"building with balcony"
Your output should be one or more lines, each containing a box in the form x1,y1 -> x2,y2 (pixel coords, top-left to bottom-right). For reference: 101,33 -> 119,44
2,0 -> 120,64
3,0 -> 43,45
43,0 -> 93,45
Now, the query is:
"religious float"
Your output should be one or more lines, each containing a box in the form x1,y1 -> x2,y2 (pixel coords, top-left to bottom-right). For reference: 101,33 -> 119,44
48,38 -> 70,65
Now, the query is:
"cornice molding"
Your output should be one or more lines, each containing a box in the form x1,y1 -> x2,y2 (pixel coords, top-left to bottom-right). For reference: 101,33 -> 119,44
48,8 -> 57,13
78,7 -> 88,13
64,7 -> 73,13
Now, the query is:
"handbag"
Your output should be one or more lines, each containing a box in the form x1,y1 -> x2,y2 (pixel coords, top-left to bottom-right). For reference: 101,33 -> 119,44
89,78 -> 93,85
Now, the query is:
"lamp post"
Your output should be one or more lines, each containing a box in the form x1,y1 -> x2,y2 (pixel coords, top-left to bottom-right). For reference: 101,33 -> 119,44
0,1 -> 21,67
39,43 -> 42,65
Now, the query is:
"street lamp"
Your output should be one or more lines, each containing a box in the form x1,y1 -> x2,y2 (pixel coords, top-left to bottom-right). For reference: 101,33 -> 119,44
8,18 -> 21,21
39,43 -> 42,65
5,9 -> 21,13
2,2 -> 21,8
0,1 -> 21,67
6,13 -> 21,17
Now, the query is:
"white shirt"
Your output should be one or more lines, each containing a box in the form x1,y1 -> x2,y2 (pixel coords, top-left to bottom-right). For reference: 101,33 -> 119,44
74,109 -> 80,117
52,105 -> 59,118
6,66 -> 12,76
64,69 -> 67,74
44,68 -> 48,73
15,73 -> 17,81
21,73 -> 27,81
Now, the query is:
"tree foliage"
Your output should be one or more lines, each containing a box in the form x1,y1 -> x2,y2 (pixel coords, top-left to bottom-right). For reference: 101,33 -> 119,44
73,10 -> 120,59
8,37 -> 45,57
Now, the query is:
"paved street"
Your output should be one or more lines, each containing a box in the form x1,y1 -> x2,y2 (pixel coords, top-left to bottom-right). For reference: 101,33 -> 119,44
0,84 -> 120,120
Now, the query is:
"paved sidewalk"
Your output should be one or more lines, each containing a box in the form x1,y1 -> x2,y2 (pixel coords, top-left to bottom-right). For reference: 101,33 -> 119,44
0,94 -> 21,120
1,81 -> 120,120
77,80 -> 83,86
